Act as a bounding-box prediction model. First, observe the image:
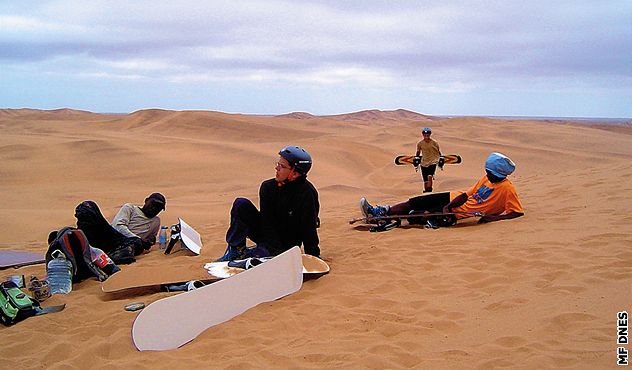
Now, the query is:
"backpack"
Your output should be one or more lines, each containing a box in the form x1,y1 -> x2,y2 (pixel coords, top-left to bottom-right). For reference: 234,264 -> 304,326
45,227 -> 109,282
0,281 -> 37,325
0,281 -> 66,326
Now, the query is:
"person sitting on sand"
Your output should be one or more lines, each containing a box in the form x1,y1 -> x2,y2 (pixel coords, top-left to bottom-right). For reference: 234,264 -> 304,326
216,146 -> 320,261
74,193 -> 166,264
360,152 -> 524,228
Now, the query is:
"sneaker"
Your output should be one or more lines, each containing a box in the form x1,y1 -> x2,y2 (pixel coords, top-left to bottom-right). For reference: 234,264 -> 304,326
360,197 -> 371,218
245,244 -> 270,258
424,219 -> 439,229
214,245 -> 244,262
228,257 -> 270,270
360,197 -> 389,217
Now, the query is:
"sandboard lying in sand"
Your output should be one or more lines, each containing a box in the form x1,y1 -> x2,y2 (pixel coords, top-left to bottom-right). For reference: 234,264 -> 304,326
102,253 -> 329,294
132,246 -> 303,351
0,250 -> 45,269
204,253 -> 329,279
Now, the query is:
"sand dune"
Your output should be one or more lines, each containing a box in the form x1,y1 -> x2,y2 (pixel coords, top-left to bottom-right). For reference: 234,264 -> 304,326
1,109 -> 631,369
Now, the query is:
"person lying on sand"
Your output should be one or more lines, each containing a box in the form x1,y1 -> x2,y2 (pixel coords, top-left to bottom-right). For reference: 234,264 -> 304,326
111,192 -> 166,252
360,152 -> 524,229
74,193 -> 166,264
216,146 -> 321,261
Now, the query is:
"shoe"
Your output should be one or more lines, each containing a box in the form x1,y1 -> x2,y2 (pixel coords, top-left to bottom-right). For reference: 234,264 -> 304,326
228,257 -> 269,270
245,244 -> 270,258
186,280 -> 205,291
360,197 -> 389,217
360,197 -> 371,218
214,245 -> 244,262
108,244 -> 135,265
424,219 -> 439,229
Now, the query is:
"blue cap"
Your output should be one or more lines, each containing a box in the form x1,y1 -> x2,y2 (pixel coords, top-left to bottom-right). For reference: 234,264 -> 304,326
485,152 -> 515,179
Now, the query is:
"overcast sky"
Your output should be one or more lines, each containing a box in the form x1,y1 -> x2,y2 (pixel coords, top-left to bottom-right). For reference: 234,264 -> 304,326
1,1 -> 631,117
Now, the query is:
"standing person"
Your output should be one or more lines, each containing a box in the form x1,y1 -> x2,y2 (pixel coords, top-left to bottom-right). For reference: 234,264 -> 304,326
361,152 -> 524,228
413,127 -> 442,192
111,192 -> 166,254
216,146 -> 320,262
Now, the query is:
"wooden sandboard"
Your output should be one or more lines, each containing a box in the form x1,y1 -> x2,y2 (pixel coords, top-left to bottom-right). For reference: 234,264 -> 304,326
0,250 -> 46,269
132,246 -> 303,351
395,154 -> 462,166
101,261 -> 217,294
102,254 -> 329,294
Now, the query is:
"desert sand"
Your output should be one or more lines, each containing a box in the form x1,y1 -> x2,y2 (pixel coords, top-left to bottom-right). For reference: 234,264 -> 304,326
1,108 -> 631,369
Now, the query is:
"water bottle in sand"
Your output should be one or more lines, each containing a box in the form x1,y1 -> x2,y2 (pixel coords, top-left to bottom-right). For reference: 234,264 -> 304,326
47,250 -> 72,295
159,226 -> 168,250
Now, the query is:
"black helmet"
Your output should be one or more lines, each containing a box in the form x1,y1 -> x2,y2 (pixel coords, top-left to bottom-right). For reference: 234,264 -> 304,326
278,146 -> 312,175
422,127 -> 432,134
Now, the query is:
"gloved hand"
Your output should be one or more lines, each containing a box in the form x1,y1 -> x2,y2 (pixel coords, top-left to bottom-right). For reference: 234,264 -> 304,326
438,156 -> 445,169
412,156 -> 421,167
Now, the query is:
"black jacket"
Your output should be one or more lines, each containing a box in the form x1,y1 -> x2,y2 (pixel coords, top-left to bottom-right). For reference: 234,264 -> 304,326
259,177 -> 320,256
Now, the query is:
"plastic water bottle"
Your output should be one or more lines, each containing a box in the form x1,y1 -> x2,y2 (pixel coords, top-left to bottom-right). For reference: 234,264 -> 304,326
158,226 -> 168,250
47,251 -> 72,295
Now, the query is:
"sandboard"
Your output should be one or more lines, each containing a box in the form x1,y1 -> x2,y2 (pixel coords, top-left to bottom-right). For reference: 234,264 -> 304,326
101,261 -> 218,294
164,218 -> 202,255
204,253 -> 329,279
132,246 -> 303,351
102,254 -> 329,294
0,250 -> 46,270
349,210 -> 484,225
395,154 -> 462,166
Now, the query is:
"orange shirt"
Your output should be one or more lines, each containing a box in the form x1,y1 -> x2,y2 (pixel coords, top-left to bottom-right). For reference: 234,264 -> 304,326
452,175 -> 524,218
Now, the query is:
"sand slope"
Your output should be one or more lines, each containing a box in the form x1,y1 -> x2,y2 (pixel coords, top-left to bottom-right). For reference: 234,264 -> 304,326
1,108 -> 631,369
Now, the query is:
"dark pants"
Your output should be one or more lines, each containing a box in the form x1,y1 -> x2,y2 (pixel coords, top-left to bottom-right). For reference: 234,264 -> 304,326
408,191 -> 451,213
407,192 -> 456,227
421,164 -> 437,192
420,164 -> 437,182
225,198 -> 278,255
74,201 -> 140,264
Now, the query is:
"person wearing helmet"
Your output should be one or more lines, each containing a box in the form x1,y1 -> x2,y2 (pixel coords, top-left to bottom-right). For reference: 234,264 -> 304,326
216,145 -> 321,261
360,152 -> 523,229
414,127 -> 442,192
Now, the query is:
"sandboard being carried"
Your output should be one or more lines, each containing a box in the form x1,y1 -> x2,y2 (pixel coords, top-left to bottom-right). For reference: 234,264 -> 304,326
132,246 -> 303,351
102,253 -> 329,294
395,154 -> 462,166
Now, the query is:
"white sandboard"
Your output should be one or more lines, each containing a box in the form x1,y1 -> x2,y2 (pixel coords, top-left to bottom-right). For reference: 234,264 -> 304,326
132,246 -> 303,351
203,254 -> 330,279
179,218 -> 202,255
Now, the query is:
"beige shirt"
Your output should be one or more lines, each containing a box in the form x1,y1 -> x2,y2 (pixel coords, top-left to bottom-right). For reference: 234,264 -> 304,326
111,203 -> 160,242
416,138 -> 441,166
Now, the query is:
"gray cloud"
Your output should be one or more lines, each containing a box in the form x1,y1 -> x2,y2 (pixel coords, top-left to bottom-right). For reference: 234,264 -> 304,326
1,0 -> 631,115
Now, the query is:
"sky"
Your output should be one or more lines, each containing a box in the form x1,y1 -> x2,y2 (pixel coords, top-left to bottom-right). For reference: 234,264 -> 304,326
1,1 -> 631,117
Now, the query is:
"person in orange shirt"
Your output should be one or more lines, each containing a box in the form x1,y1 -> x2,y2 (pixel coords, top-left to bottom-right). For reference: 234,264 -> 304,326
360,152 -> 524,228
